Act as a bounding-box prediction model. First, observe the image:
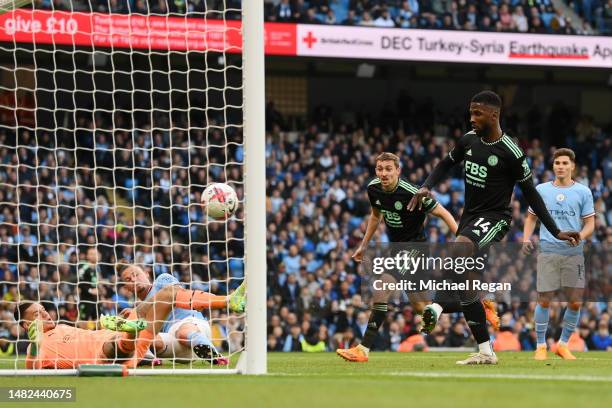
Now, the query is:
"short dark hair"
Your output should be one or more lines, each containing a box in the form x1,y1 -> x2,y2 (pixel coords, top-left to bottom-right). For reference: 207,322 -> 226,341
116,259 -> 131,276
471,90 -> 502,109
13,302 -> 34,325
553,148 -> 576,163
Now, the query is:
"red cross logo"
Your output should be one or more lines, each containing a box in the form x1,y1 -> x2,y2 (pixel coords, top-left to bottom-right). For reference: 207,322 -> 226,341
302,32 -> 317,49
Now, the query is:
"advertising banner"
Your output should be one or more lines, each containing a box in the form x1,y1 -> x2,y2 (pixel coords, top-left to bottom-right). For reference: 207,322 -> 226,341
1,10 -> 611,68
297,24 -> 612,68
0,9 -> 296,54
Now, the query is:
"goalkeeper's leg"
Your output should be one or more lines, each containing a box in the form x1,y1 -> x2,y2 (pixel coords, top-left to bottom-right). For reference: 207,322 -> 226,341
100,316 -> 147,362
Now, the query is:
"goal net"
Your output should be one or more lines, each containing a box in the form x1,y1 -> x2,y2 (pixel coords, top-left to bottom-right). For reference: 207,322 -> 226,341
0,0 -> 265,375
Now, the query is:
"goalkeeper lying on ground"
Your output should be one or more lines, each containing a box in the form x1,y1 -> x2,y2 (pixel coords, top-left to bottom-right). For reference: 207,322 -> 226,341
14,279 -> 245,369
118,263 -> 231,365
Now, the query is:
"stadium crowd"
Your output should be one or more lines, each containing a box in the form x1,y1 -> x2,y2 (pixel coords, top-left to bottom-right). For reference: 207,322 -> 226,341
265,0 -> 585,34
0,90 -> 611,358
0,105 -> 247,355
24,0 -> 612,35
263,98 -> 611,353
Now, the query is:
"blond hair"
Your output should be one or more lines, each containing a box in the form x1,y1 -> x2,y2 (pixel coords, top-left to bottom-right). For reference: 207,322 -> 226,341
375,152 -> 400,168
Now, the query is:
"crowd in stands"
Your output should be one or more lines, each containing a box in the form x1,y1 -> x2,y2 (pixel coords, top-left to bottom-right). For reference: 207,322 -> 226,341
0,89 -> 611,357
27,0 -> 241,17
26,0 -> 242,20
566,0 -> 612,33
23,0 -> 612,35
0,103 -> 246,354
264,97 -> 611,353
265,0 -> 588,35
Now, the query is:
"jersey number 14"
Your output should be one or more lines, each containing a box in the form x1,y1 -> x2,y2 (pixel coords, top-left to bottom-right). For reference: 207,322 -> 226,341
474,218 -> 491,233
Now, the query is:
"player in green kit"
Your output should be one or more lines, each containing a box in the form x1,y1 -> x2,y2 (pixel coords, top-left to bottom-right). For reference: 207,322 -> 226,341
336,152 -> 458,362
409,91 -> 580,365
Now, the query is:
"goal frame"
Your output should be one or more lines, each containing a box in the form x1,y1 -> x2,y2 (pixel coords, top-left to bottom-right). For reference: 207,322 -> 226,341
241,0 -> 267,376
0,1 -> 267,376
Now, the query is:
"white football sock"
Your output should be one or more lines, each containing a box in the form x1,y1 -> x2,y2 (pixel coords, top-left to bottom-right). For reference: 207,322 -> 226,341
478,341 -> 493,356
357,344 -> 370,353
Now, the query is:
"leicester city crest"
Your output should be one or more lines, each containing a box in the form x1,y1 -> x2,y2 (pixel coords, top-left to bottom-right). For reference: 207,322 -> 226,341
394,201 -> 403,210
487,155 -> 498,166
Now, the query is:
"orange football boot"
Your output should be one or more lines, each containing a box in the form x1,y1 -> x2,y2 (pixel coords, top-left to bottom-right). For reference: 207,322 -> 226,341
534,345 -> 547,360
336,345 -> 369,362
555,344 -> 577,360
482,299 -> 500,331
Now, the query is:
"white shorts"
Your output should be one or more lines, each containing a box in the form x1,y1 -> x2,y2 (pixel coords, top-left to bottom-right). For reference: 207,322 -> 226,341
156,317 -> 212,360
537,252 -> 585,292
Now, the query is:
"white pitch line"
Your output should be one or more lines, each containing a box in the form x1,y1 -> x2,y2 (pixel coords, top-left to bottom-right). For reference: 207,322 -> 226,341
271,371 -> 612,382
387,371 -> 612,382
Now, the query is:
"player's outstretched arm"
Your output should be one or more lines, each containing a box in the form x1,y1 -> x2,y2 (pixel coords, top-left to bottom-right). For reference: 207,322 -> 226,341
430,204 -> 458,235
579,215 -> 595,241
24,344 -> 39,369
353,208 -> 382,263
24,320 -> 43,369
522,212 -> 538,254
408,156 -> 455,211
523,212 -> 538,240
518,179 -> 578,245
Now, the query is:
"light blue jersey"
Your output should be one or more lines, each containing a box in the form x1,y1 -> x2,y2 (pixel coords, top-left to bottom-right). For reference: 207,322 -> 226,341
145,273 -> 206,333
528,181 -> 595,255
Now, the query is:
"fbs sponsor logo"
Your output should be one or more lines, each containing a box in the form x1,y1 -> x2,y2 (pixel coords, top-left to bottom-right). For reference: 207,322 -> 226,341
380,209 -> 402,226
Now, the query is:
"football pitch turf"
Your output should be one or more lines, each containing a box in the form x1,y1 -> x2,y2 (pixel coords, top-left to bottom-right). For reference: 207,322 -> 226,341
1,352 -> 611,407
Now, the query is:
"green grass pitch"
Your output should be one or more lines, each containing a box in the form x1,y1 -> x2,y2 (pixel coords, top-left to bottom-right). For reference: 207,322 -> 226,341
1,352 -> 611,407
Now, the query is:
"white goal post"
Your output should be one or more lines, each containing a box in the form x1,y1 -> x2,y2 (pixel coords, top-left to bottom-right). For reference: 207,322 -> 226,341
242,0 -> 267,376
0,0 -> 266,376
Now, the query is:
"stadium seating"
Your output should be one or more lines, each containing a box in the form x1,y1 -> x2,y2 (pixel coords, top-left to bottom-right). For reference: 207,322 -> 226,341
0,87 -> 610,353
262,0 -> 607,35
21,0 -> 610,35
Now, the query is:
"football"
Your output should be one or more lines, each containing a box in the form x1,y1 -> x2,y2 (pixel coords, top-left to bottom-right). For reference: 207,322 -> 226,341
201,182 -> 238,219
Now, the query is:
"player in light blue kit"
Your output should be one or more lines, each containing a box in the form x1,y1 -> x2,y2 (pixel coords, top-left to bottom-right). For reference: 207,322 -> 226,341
523,148 -> 595,360
119,263 -> 243,365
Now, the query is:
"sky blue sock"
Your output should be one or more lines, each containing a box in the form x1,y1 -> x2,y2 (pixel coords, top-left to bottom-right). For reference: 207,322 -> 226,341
560,308 -> 580,343
534,304 -> 549,346
187,332 -> 212,348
